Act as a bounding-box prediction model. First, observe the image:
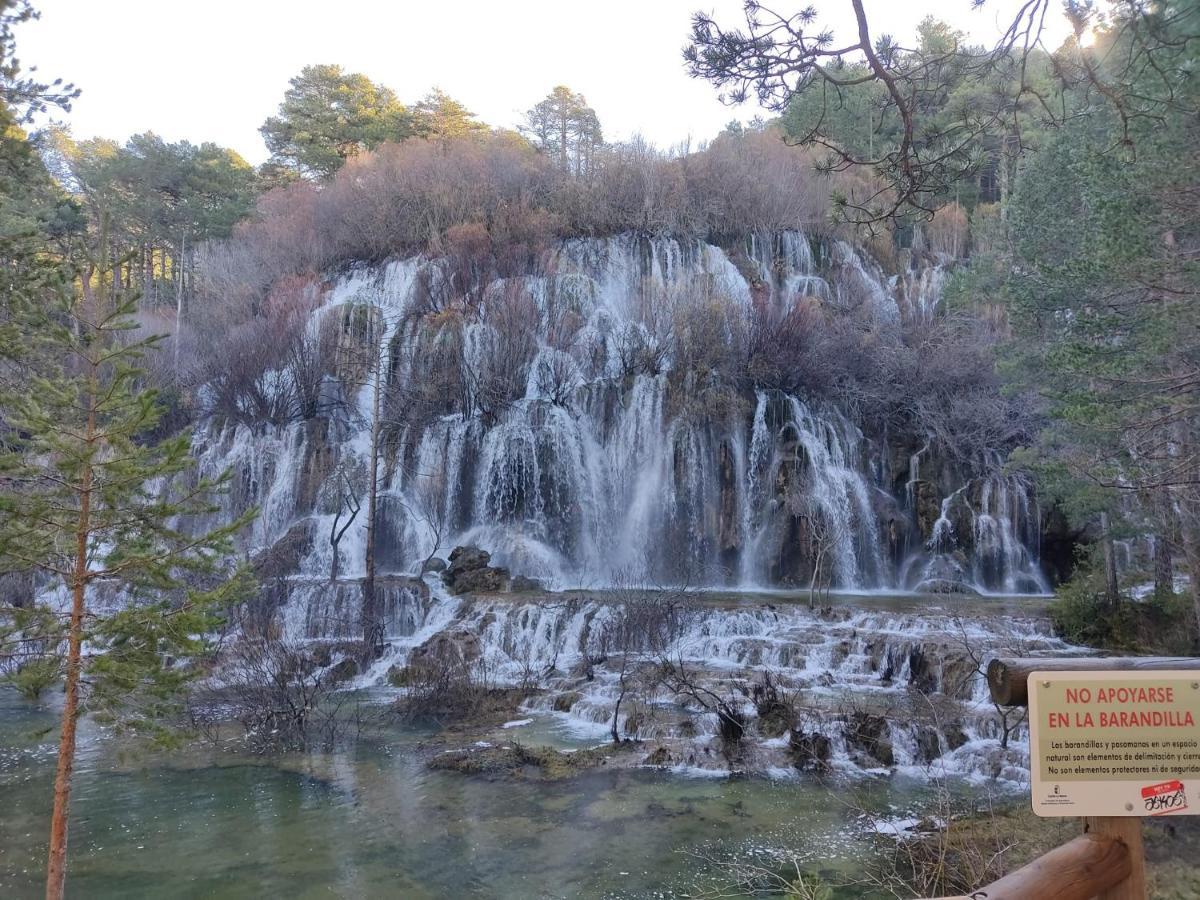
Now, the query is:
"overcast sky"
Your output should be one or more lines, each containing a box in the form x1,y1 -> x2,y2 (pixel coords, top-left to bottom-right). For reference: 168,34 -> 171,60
17,0 -> 1075,164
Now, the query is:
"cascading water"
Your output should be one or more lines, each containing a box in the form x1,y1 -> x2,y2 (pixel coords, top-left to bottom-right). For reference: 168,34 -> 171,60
192,230 -> 1049,595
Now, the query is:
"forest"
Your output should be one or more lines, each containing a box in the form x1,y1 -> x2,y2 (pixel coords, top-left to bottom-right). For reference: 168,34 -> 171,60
1,0 -> 1199,897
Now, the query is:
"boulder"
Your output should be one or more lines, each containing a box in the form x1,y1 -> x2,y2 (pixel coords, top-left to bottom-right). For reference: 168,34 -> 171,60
421,557 -> 448,574
406,629 -> 483,678
913,554 -> 980,596
443,545 -> 511,595
907,646 -> 938,694
252,520 -> 314,580
326,656 -> 360,685
644,746 -> 673,766
943,723 -> 970,751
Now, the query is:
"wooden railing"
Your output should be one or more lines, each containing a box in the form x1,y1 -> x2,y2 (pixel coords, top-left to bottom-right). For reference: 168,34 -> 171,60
936,655 -> 1200,900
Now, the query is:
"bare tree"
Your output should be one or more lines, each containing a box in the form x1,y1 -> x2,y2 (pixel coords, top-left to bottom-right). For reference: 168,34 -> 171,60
323,461 -> 363,582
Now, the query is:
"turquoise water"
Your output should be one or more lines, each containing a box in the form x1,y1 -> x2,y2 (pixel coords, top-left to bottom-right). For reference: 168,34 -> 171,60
0,688 -> 959,899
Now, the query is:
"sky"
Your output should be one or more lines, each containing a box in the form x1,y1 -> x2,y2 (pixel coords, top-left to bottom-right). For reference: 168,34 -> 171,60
17,0 -> 1076,164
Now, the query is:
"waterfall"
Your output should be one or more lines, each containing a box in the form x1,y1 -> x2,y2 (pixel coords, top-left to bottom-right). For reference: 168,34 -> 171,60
191,231 -> 1047,595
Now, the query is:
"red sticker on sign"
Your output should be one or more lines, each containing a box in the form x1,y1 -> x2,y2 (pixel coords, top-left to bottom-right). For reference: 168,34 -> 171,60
1141,780 -> 1188,815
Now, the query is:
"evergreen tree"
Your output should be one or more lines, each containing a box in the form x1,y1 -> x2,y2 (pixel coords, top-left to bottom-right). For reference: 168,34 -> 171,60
412,88 -> 488,138
260,64 -> 415,178
521,85 -> 603,176
0,227 -> 251,899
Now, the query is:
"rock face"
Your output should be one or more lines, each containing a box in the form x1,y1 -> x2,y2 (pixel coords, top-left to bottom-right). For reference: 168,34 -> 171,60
443,546 -> 510,595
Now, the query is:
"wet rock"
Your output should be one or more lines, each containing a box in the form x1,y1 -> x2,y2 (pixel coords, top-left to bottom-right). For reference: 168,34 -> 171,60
623,707 -> 647,736
912,480 -> 942,539
552,691 -> 582,713
914,726 -> 942,764
297,417 -> 339,512
509,575 -> 542,593
787,729 -> 832,770
940,654 -> 978,700
908,646 -> 938,694
252,520 -> 314,580
844,712 -> 895,767
429,742 -> 631,780
421,557 -> 448,574
326,656 -> 360,685
913,554 -> 980,595
406,629 -> 483,677
754,704 -> 794,739
943,723 -> 970,751
443,545 -> 510,595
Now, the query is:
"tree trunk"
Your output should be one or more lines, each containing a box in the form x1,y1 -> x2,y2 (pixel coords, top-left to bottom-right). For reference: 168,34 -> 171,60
142,244 -> 152,303
361,326 -> 383,661
1154,534 -> 1174,598
998,134 -> 1011,219
1100,511 -> 1120,607
174,234 -> 186,369
46,318 -> 97,900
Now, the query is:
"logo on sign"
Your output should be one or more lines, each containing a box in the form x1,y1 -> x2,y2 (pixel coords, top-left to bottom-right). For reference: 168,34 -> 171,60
1141,779 -> 1188,815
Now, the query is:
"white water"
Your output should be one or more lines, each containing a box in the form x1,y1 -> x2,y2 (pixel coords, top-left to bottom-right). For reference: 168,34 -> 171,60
274,575 -> 1067,781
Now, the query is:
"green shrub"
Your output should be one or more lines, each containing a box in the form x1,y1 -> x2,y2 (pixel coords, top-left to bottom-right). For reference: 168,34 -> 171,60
1050,567 -> 1197,654
6,655 -> 62,701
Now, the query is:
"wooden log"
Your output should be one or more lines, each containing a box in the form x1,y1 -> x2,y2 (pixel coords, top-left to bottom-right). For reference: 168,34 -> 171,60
987,656 -> 1200,707
937,833 -> 1130,900
1084,817 -> 1145,900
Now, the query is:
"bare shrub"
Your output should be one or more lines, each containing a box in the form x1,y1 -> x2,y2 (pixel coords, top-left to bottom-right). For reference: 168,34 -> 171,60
463,281 -> 539,422
743,296 -> 822,395
392,632 -> 504,724
200,631 -> 364,751
655,655 -> 748,759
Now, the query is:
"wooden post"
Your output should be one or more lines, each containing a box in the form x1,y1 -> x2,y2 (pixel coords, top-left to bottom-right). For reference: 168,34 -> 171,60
939,833 -> 1130,899
1084,817 -> 1145,900
977,656 -> 1199,900
987,656 -> 1200,707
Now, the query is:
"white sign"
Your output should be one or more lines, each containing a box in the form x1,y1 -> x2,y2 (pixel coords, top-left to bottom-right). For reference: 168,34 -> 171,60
1028,670 -> 1200,817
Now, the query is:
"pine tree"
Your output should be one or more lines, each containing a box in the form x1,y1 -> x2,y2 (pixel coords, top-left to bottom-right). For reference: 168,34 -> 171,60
0,221 -> 252,899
